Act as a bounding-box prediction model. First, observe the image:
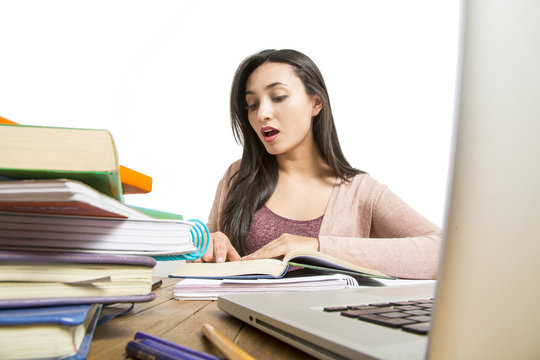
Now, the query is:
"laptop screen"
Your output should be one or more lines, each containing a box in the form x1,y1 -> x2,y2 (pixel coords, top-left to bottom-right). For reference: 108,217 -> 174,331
428,0 -> 540,358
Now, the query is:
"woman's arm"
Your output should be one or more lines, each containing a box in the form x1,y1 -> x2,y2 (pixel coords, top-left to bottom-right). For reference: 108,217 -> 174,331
318,175 -> 442,279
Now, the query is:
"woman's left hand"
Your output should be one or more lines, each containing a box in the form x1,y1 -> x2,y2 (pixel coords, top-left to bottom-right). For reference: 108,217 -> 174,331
241,233 -> 319,260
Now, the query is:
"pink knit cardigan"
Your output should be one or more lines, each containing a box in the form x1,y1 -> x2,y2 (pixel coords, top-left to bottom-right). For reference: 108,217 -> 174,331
207,160 -> 442,279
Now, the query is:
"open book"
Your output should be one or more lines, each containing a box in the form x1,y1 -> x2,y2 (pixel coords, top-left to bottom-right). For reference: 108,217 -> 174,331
170,249 -> 393,280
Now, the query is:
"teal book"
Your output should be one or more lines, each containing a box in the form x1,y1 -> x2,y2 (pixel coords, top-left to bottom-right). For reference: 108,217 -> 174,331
0,303 -> 102,360
0,124 -> 123,201
126,204 -> 184,220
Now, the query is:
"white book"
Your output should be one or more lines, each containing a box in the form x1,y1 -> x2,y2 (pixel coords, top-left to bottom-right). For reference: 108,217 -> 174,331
173,274 -> 360,301
0,179 -> 152,219
0,212 -> 200,256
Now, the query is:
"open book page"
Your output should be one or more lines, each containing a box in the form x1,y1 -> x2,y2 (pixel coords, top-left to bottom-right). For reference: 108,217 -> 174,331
170,258 -> 288,279
283,249 -> 392,279
173,274 -> 358,300
223,274 -> 358,286
373,279 -> 436,287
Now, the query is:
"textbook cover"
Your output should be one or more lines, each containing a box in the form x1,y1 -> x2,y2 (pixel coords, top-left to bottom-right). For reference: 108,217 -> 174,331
0,123 -> 123,202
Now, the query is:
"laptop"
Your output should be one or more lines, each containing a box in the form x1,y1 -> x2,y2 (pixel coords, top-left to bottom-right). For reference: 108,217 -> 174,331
217,1 -> 540,359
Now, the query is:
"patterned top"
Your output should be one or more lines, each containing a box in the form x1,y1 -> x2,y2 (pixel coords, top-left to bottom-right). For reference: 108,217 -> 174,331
245,205 -> 324,255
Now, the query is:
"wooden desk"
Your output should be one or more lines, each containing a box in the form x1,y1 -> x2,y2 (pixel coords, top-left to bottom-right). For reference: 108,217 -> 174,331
88,278 -> 315,359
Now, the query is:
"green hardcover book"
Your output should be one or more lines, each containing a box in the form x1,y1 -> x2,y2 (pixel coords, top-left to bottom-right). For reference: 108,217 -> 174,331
0,124 -> 123,201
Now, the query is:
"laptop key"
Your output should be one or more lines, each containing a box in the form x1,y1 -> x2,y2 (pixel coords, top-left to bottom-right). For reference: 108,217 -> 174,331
403,309 -> 431,316
341,307 -> 396,318
324,299 -> 434,336
402,322 -> 431,335
392,305 -> 422,311
323,305 -> 348,312
414,299 -> 434,304
358,314 -> 418,328
406,315 -> 431,323
347,305 -> 377,310
379,312 -> 410,318
389,301 -> 420,306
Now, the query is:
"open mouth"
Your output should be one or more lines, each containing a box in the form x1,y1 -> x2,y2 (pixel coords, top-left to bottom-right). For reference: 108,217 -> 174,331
263,129 -> 279,137
261,127 -> 280,142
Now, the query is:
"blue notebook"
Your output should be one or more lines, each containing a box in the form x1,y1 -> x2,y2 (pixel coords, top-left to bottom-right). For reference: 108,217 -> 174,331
0,303 -> 102,360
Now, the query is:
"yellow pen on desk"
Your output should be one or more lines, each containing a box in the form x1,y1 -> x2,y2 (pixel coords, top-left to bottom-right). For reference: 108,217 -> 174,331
202,323 -> 256,360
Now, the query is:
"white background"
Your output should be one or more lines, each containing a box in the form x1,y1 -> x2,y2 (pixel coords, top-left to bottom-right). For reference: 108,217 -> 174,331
0,0 -> 461,227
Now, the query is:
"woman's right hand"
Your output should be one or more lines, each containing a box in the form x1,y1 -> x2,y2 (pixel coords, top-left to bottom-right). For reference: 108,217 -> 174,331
190,231 -> 241,263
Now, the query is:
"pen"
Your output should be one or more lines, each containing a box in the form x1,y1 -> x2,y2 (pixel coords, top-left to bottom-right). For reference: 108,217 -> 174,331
202,323 -> 255,360
126,339 -> 192,360
130,331 -> 219,360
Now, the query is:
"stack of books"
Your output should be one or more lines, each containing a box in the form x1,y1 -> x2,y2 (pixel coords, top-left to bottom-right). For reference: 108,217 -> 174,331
0,120 -> 208,359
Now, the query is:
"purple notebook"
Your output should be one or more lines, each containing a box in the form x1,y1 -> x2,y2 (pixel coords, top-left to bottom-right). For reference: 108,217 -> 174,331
0,293 -> 156,309
0,250 -> 157,267
0,250 -> 157,309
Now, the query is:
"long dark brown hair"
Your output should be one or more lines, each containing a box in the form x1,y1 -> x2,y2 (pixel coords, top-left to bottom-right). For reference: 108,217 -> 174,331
223,49 -> 363,255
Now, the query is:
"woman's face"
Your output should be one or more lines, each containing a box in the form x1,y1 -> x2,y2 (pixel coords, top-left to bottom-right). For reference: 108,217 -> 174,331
245,62 -> 322,157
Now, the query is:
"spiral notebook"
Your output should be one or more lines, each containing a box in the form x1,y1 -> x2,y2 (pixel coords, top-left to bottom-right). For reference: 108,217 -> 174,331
0,212 -> 209,259
174,274 -> 361,300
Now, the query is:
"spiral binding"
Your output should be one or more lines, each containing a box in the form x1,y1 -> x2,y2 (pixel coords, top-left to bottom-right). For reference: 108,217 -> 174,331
152,219 -> 209,261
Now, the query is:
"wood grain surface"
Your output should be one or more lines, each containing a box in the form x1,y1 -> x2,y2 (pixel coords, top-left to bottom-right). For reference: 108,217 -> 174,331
88,278 -> 315,359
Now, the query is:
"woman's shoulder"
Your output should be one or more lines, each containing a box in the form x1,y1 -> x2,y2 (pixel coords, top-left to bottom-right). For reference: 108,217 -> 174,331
220,159 -> 242,180
334,172 -> 389,203
211,160 -> 241,206
340,172 -> 387,190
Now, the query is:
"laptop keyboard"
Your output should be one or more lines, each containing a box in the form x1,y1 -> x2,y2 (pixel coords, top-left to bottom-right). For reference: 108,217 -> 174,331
323,299 -> 434,335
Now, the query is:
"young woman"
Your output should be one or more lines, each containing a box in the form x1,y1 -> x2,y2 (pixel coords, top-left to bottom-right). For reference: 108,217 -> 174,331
199,49 -> 441,279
